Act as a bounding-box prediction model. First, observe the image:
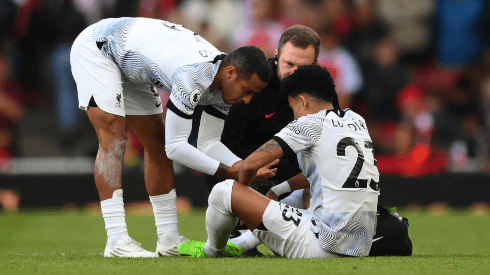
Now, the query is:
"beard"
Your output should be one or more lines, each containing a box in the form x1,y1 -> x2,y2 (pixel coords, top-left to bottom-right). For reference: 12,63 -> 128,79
277,65 -> 283,81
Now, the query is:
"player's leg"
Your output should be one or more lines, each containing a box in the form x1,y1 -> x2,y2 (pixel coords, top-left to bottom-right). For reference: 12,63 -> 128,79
229,181 -> 272,230
227,156 -> 302,255
177,180 -> 253,257
86,107 -> 127,201
178,180 -> 269,257
181,180 -> 338,258
205,180 -> 270,257
125,113 -> 187,256
229,188 -> 306,255
123,83 -> 186,256
86,106 -> 158,258
125,113 -> 173,196
71,26 -> 155,258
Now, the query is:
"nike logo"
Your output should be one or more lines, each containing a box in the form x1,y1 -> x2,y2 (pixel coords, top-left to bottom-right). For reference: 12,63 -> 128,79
156,102 -> 162,107
265,112 -> 276,118
372,236 -> 384,242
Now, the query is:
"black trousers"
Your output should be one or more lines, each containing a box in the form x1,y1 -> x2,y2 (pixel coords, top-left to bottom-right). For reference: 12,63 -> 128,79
369,206 -> 413,256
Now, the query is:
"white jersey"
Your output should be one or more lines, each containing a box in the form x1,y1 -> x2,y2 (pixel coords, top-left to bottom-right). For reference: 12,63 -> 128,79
274,109 -> 380,256
92,17 -> 230,116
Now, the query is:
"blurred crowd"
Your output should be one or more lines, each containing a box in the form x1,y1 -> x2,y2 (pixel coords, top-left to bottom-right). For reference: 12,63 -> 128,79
0,0 -> 489,177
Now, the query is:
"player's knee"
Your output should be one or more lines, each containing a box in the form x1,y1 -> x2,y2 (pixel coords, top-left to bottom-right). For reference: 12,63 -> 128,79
208,180 -> 234,213
105,123 -> 127,141
95,127 -> 128,153
98,138 -> 127,160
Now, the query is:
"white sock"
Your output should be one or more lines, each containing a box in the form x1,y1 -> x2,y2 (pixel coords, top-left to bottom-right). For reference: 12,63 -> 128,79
230,230 -> 261,252
204,180 -> 238,258
150,189 -> 181,247
101,189 -> 128,248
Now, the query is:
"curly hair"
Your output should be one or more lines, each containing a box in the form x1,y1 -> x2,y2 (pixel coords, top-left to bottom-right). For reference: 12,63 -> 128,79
223,46 -> 271,83
280,64 -> 337,104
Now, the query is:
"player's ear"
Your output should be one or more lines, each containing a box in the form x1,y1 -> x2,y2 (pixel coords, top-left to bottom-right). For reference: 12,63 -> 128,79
299,94 -> 308,109
226,66 -> 238,80
274,48 -> 278,56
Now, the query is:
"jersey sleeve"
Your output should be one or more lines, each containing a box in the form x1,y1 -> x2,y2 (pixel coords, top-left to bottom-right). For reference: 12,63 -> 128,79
165,109 -> 221,175
168,62 -> 216,118
273,114 -> 324,156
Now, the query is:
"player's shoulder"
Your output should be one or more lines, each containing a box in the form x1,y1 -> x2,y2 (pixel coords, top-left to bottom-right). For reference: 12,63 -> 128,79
328,108 -> 366,121
292,109 -> 329,128
308,109 -> 331,120
170,62 -> 220,108
329,108 -> 370,134
342,108 -> 367,123
173,59 -> 221,82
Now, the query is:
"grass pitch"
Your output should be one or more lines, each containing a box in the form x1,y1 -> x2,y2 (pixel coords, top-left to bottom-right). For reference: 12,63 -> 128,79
1,208 -> 489,275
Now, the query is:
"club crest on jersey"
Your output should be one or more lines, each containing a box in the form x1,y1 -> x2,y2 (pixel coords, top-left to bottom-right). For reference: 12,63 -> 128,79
189,89 -> 202,107
115,94 -> 122,108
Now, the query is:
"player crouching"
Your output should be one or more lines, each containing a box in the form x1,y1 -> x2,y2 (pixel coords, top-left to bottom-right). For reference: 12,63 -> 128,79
178,64 -> 380,258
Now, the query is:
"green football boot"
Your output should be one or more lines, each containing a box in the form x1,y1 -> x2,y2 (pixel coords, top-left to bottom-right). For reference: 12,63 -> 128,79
177,240 -> 243,258
178,240 -> 208,258
221,241 -> 244,258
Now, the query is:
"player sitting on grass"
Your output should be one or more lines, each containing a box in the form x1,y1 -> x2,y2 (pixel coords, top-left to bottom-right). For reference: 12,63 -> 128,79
178,64 -> 380,258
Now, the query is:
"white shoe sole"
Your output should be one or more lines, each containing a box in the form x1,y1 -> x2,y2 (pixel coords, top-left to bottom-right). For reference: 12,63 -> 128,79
156,236 -> 189,256
157,243 -> 180,256
104,245 -> 157,258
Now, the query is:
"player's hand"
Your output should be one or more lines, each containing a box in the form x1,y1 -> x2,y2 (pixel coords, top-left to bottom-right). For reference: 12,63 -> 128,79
253,159 -> 279,182
222,160 -> 243,180
266,190 -> 279,202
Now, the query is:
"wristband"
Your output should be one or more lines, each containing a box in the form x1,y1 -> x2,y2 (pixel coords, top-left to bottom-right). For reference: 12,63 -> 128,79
270,181 -> 291,197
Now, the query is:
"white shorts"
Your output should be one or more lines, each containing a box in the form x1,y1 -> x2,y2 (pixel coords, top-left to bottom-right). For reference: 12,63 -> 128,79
70,24 -> 163,117
252,200 -> 339,259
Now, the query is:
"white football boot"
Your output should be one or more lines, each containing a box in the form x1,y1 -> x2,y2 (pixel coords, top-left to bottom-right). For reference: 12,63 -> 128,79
156,236 -> 190,256
103,236 -> 157,258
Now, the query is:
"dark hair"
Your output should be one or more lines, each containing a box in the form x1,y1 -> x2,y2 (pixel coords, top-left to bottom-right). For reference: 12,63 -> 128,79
280,64 -> 339,108
223,46 -> 271,83
277,25 -> 321,61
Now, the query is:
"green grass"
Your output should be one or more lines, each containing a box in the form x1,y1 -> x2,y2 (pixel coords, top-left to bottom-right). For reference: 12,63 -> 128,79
1,209 -> 489,275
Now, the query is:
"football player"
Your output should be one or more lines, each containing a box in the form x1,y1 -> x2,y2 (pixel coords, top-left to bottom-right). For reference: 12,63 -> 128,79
70,17 -> 275,258
178,64 -> 380,258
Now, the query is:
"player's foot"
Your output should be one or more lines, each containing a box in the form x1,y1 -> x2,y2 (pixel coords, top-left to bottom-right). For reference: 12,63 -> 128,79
156,236 -> 189,256
229,229 -> 264,257
177,240 -> 208,258
103,236 -> 157,258
243,247 -> 264,257
221,241 -> 244,257
177,240 -> 243,258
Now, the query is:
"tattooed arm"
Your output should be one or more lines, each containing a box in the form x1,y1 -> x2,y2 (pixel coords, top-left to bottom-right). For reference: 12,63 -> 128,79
238,139 -> 284,186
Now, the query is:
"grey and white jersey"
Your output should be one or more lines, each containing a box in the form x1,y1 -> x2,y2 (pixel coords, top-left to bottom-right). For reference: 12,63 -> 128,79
92,17 -> 230,116
274,109 -> 380,257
